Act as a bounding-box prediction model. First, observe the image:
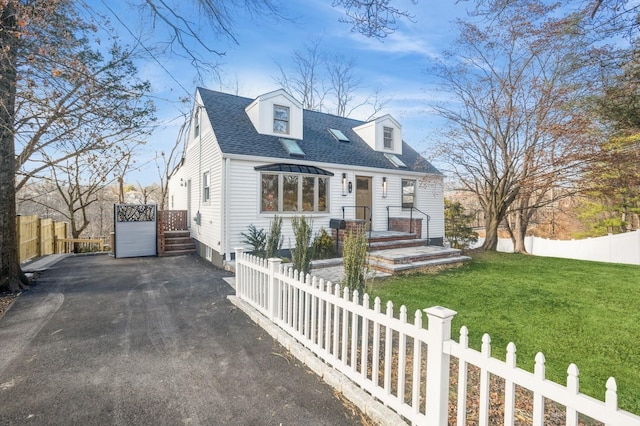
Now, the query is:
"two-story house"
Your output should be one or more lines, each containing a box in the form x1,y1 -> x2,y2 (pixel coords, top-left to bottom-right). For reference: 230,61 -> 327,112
168,87 -> 444,268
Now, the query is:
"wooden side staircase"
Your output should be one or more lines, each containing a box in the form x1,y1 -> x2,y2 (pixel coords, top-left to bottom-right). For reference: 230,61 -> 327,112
159,230 -> 196,257
158,210 -> 196,257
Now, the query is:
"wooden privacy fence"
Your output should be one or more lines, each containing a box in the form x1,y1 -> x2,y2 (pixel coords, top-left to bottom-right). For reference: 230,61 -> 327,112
17,215 -> 68,262
234,249 -> 640,426
16,214 -> 109,262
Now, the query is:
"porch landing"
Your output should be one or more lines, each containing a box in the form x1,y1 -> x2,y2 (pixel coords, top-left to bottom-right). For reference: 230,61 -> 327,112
312,231 -> 471,281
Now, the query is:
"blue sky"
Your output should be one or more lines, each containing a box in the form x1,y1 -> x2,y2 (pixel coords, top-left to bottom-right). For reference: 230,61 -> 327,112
90,0 -> 472,185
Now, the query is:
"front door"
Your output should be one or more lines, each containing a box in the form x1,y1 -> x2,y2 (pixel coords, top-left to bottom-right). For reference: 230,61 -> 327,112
355,176 -> 372,230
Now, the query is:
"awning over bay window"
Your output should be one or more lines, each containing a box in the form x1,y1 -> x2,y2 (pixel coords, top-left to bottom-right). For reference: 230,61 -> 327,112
254,163 -> 334,176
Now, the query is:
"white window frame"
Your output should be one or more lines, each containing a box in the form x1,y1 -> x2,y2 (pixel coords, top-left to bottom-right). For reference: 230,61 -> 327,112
273,105 -> 290,134
203,171 -> 210,203
194,111 -> 200,138
402,179 -> 415,209
260,172 -> 329,214
383,126 -> 393,149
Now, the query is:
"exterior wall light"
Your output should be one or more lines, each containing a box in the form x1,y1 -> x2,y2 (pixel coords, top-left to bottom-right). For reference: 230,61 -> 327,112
382,177 -> 387,198
342,173 -> 347,196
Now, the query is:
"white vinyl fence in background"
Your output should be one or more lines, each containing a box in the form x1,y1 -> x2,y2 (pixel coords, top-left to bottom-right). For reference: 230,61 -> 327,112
474,229 -> 640,265
234,248 -> 640,426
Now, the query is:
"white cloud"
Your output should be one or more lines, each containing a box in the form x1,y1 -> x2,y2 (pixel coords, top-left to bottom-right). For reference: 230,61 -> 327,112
349,30 -> 441,59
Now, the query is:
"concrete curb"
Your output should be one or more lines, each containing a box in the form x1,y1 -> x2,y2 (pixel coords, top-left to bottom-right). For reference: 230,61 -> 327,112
227,295 -> 407,426
22,254 -> 72,273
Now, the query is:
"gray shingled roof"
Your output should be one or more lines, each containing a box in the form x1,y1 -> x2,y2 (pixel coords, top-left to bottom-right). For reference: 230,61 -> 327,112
198,87 -> 441,175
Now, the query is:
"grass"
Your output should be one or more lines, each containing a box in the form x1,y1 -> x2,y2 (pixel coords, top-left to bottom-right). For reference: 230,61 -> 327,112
367,250 -> 640,415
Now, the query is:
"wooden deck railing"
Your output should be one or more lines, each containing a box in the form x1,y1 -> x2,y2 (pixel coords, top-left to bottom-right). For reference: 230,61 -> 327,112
55,238 -> 104,254
158,210 -> 188,232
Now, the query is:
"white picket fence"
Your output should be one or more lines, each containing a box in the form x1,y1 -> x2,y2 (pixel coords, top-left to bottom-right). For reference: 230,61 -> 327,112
234,248 -> 640,426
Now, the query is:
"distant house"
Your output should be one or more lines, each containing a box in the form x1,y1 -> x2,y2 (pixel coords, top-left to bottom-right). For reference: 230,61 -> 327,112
168,87 -> 444,268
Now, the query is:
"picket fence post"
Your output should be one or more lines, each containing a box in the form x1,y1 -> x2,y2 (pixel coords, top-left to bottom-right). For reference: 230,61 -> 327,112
425,306 -> 457,426
234,247 -> 244,298
268,257 -> 282,321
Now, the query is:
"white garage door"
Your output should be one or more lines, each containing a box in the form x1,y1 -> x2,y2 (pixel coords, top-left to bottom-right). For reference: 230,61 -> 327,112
114,204 -> 157,258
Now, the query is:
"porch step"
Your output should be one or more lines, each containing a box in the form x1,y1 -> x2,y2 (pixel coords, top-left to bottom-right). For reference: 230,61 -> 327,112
367,255 -> 471,274
368,238 -> 429,251
159,249 -> 197,257
367,231 -> 418,243
159,230 -> 196,256
366,243 -> 471,274
368,246 -> 463,265
164,230 -> 191,238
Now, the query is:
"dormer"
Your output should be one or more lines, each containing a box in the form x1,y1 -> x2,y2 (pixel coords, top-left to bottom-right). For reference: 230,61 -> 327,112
245,89 -> 303,140
353,114 -> 402,155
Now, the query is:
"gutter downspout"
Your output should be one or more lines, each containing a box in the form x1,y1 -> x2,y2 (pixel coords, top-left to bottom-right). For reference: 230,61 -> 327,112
223,157 -> 231,262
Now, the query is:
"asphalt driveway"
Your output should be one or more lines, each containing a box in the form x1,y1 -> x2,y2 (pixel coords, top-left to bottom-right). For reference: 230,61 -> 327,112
0,254 -> 365,425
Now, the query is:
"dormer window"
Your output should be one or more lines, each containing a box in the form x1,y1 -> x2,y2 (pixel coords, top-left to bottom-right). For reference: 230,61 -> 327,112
383,126 -> 393,149
245,89 -> 303,139
273,105 -> 290,134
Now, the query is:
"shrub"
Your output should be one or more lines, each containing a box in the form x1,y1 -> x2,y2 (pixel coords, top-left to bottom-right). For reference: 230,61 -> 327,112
290,215 -> 313,275
312,228 -> 335,260
241,224 -> 266,257
444,199 -> 478,249
265,215 -> 283,258
342,226 -> 369,294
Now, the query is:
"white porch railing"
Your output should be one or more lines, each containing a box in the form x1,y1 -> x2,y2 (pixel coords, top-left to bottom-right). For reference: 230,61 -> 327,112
234,248 -> 640,426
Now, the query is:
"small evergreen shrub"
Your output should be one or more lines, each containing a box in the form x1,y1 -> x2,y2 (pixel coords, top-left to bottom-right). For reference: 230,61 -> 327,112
444,199 -> 478,249
312,228 -> 335,260
290,215 -> 313,275
241,224 -> 266,257
265,215 -> 284,258
342,226 -> 369,294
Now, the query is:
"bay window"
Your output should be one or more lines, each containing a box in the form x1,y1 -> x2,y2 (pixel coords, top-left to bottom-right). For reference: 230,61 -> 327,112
261,173 -> 329,213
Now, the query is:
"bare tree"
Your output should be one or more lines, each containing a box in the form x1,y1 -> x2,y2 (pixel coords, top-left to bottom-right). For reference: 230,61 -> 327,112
432,1 -> 601,252
14,39 -> 154,191
0,1 -> 25,291
275,38 -> 328,111
327,54 -> 360,117
1,1 -> 156,291
156,119 -> 188,211
275,42 -> 390,118
335,0 -> 418,38
44,142 -> 139,243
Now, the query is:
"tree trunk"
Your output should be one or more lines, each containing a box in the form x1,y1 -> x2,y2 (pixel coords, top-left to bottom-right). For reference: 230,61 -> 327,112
0,3 -> 28,292
481,214 -> 500,251
511,210 -> 529,254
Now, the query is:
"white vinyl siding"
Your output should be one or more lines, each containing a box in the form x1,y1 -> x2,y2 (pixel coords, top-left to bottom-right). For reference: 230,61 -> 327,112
172,98 -> 224,259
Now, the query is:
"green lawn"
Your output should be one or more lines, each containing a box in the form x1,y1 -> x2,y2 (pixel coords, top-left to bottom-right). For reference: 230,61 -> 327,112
368,250 -> 640,415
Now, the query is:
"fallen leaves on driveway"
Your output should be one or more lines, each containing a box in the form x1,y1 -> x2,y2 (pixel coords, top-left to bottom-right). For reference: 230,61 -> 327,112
0,292 -> 19,319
